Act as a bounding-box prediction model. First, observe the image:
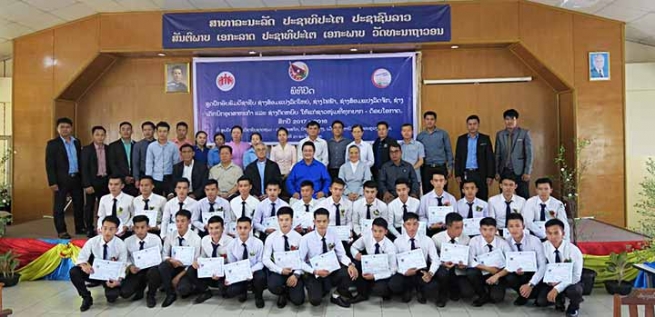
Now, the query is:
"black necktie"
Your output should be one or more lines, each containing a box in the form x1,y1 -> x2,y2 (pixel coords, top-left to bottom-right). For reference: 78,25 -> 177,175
555,249 -> 561,263
410,238 -> 416,250
516,243 -> 522,252
284,235 -> 290,251
139,241 -> 145,251
403,204 -> 408,216
504,201 -> 512,228
270,202 -> 276,217
540,203 -> 546,221
366,204 -> 372,219
111,198 -> 117,217
178,202 -> 184,212
103,243 -> 108,260
467,202 -> 474,219
178,237 -> 184,247
242,243 -> 248,260
487,244 -> 493,252
322,237 -> 328,253
375,243 -> 380,254
209,202 -> 215,213
211,243 -> 219,258
241,201 -> 246,218
305,204 -> 310,212
450,238 -> 456,244
143,199 -> 150,210
437,197 -> 443,206
335,204 -> 341,225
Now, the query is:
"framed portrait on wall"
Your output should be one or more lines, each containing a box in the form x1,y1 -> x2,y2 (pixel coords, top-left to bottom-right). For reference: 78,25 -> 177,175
165,63 -> 190,93
588,52 -> 610,81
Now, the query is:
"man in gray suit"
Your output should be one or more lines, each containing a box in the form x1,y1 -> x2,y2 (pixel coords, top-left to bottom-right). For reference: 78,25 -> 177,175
494,109 -> 532,199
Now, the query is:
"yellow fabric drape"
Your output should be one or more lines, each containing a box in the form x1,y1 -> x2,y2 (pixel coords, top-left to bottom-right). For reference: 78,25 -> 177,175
17,243 -> 80,281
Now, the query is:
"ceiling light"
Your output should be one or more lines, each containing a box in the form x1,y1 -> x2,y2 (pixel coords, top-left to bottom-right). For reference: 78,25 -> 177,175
248,51 -> 257,55
350,48 -> 358,52
157,53 -> 165,57
451,45 -> 459,49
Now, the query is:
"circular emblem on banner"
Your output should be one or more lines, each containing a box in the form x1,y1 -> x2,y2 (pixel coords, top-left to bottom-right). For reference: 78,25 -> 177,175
288,61 -> 309,82
371,68 -> 392,88
216,71 -> 235,92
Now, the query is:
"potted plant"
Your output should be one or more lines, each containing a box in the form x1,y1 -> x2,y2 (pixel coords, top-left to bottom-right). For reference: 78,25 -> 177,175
0,250 -> 20,287
0,211 -> 10,237
603,251 -> 633,295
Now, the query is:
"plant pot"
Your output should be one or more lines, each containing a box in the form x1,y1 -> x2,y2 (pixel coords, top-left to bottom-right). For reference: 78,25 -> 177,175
581,268 -> 597,295
0,273 -> 20,287
604,280 -> 632,295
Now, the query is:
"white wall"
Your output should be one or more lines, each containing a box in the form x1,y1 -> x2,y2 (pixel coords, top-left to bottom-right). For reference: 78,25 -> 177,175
626,41 -> 655,63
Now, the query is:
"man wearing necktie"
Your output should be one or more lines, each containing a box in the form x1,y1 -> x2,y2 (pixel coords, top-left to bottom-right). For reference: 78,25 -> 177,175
524,178 -> 569,240
225,217 -> 267,309
252,180 -> 289,241
590,53 -> 608,80
352,181 -> 389,239
191,180 -> 231,238
433,212 -> 473,307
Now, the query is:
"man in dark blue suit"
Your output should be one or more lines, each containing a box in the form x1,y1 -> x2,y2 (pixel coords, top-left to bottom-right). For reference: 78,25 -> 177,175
80,126 -> 109,238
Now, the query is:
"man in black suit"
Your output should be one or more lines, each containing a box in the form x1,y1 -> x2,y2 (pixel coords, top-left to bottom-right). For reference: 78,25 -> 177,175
372,121 -> 393,181
45,117 -> 84,239
454,115 -> 495,200
244,143 -> 281,200
172,144 -> 208,200
80,126 -> 109,238
107,121 -> 137,196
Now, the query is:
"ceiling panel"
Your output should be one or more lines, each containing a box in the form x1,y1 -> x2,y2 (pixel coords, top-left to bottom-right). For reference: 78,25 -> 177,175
24,0 -> 76,12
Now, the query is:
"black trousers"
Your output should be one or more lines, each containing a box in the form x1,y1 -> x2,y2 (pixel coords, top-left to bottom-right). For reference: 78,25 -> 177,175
69,266 -> 121,300
53,174 -> 84,234
225,269 -> 267,299
435,266 -> 474,299
268,272 -> 305,305
505,272 -> 537,298
177,266 -> 224,297
119,267 -> 161,298
536,282 -> 584,310
328,168 -> 340,182
388,271 -> 439,300
460,169 -> 488,200
354,260 -> 391,298
466,268 -> 506,302
500,168 -> 529,199
83,176 -> 109,235
421,164 -> 448,194
153,175 -> 173,197
158,261 -> 186,295
304,267 -> 352,306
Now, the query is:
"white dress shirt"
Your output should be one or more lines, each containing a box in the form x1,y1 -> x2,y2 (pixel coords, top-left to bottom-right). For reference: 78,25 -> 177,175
387,196 -> 420,238
229,194 -> 259,220
263,229 -> 303,275
419,190 -> 457,223
299,228 -> 352,274
252,197 -> 290,233
432,230 -> 470,275
352,198 -> 389,235
200,234 -> 234,258
542,240 -> 583,293
350,235 -> 398,273
456,197 -> 490,219
124,233 -> 162,267
523,196 -> 569,239
160,196 -> 198,238
297,136 -> 329,166
192,196 -> 231,233
132,193 -> 167,227
97,192 -> 135,231
487,194 -> 526,230
162,229 -> 202,262
468,235 -> 511,268
505,233 -> 547,286
345,140 -> 375,168
393,233 -> 440,274
76,235 -> 128,265
316,196 -> 353,227
182,160 -> 194,192
227,236 -> 264,273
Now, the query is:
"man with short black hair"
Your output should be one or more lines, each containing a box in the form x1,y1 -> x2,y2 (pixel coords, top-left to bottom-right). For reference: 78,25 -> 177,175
209,145 -> 243,199
495,109 -> 533,199
372,121 -> 394,180
172,143 -> 208,199
81,125 -> 109,238
133,121 -> 156,182
417,111 -> 454,193
455,115 -> 495,200
226,217 -> 267,308
378,141 -> 420,203
173,121 -> 193,149
287,141 -> 331,200
297,121 -> 329,166
191,179 -> 231,238
96,175 -> 134,238
108,121 -> 138,196
327,120 -> 352,180
433,212 -> 472,307
146,121 -> 180,197
523,177 -> 569,240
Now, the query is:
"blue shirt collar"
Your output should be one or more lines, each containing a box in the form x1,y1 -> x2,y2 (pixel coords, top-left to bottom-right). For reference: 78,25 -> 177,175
60,135 -> 75,143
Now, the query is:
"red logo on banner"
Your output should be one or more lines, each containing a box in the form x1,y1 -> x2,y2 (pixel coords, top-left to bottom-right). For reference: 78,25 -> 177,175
216,71 -> 235,91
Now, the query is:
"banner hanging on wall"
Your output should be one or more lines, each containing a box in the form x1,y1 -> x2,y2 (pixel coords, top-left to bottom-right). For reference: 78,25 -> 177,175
163,5 -> 450,49
193,53 -> 417,143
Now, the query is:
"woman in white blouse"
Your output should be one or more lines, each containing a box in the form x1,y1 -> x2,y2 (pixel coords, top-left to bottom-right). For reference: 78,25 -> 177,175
345,124 -> 375,168
270,127 -> 296,176
338,145 -> 372,201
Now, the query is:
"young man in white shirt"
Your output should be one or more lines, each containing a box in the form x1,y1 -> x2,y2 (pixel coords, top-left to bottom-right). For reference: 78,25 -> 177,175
132,176 -> 167,236
388,212 -> 440,304
352,181 -> 389,238
225,217 -> 267,308
182,215 -> 233,304
350,218 -> 397,303
252,179 -> 289,241
263,207 -> 305,308
433,212 -> 472,307
298,208 -> 358,308
316,178 -> 353,228
456,180 -> 489,219
97,175 -> 135,238
387,178 -> 421,239
290,180 -> 318,234
158,209 -> 202,307
536,219 -> 584,317
120,215 -> 163,308
466,217 -> 511,307
420,171 -> 457,237
487,176 -> 526,236
523,178 -> 570,240
192,179 -> 231,238
70,216 -> 128,312
229,176 -> 259,221
160,178 -> 197,238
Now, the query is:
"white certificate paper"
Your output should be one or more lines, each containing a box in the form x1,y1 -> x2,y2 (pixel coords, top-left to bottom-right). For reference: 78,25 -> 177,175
505,251 -> 537,272
402,221 -> 427,236
90,260 -> 124,281
197,257 -> 225,278
544,263 -> 573,285
533,221 -> 547,237
397,249 -> 427,273
224,259 -> 253,284
427,206 -> 454,225
476,250 -> 505,268
274,250 -> 302,270
440,244 -> 470,264
136,210 -> 158,227
463,218 -> 483,236
132,246 -> 161,269
202,211 -> 224,225
310,250 -> 341,273
172,246 -> 195,266
263,216 -> 279,230
361,254 -> 391,276
360,219 -> 373,237
295,212 -> 314,229
332,225 -> 351,241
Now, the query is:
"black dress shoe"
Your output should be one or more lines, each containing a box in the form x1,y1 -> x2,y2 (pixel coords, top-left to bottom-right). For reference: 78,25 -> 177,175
472,296 -> 490,307
195,291 -> 212,304
86,281 -> 102,287
146,296 -> 156,308
106,296 -> 117,303
349,294 -> 368,304
402,291 -> 412,303
514,296 -> 528,306
132,291 -> 144,301
277,295 -> 287,308
555,298 -> 566,312
80,296 -> 93,312
449,292 -> 460,301
75,229 -> 87,235
59,232 -> 72,239
255,297 -> 265,308
330,296 -> 351,308
416,291 -> 426,304
238,292 -> 247,302
162,294 -> 177,307
436,297 -> 447,307
566,306 -> 579,317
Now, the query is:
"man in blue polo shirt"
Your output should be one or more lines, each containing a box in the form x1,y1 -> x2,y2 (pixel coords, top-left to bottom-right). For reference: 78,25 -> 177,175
286,141 -> 331,200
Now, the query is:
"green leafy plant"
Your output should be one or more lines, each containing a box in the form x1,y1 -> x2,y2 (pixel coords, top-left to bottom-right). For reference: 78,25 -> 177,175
634,158 -> 655,237
0,250 -> 19,277
604,251 -> 631,284
555,139 -> 591,243
0,211 -> 11,237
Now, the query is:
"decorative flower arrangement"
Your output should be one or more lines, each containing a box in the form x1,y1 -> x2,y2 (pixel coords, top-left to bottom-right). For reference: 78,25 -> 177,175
328,243 -> 335,250
290,245 -> 298,251
149,206 -> 155,210
340,209 -> 345,216
118,207 -> 123,214
373,210 -> 379,216
475,206 -> 483,212
549,210 -> 556,218
512,208 -> 519,213
443,201 -> 451,206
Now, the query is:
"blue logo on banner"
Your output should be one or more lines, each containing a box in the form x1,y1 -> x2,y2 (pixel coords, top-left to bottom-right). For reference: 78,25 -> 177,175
163,5 -> 451,49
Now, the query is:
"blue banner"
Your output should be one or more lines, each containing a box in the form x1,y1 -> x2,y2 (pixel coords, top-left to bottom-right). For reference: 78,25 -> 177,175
193,53 -> 416,143
164,5 -> 450,49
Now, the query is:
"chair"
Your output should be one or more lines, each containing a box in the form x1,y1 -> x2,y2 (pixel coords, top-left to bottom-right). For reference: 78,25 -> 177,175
613,289 -> 655,317
0,283 -> 12,316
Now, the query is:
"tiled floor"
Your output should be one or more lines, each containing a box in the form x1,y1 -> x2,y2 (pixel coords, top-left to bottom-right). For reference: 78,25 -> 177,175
3,280 -> 628,317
